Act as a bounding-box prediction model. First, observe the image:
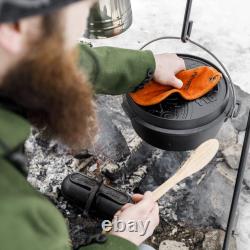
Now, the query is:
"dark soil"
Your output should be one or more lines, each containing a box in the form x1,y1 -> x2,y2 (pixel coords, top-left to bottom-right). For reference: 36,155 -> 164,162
147,219 -> 210,250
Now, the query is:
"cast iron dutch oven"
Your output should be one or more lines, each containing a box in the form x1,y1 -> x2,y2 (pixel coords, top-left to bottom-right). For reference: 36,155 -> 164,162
122,37 -> 239,151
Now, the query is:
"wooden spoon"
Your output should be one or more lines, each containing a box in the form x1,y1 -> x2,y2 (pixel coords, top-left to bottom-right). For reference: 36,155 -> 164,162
152,139 -> 219,201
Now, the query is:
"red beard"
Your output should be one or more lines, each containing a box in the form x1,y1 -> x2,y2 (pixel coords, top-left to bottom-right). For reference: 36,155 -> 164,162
0,38 -> 97,151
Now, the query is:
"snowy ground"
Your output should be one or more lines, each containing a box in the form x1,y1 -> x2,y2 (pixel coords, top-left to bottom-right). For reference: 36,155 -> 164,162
85,1 -> 250,249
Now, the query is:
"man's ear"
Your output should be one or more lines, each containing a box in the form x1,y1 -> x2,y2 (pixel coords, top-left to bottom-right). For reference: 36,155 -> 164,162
0,22 -> 23,54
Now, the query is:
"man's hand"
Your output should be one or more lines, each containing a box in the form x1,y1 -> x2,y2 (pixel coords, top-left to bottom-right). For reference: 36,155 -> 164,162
154,53 -> 186,88
110,192 -> 159,246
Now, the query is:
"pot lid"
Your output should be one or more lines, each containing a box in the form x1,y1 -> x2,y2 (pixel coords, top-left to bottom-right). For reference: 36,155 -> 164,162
126,54 -> 232,130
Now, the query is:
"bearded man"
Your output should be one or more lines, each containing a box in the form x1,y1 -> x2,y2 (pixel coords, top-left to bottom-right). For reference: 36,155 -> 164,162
0,0 -> 185,249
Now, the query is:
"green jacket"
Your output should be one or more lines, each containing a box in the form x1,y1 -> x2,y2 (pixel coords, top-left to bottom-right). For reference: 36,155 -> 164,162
78,44 -> 156,94
0,45 -> 156,250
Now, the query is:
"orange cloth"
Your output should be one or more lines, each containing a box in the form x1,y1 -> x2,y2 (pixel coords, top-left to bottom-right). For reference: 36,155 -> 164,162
130,66 -> 222,106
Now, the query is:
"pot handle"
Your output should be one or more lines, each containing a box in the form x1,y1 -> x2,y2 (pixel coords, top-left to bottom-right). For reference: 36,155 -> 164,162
140,36 -> 238,118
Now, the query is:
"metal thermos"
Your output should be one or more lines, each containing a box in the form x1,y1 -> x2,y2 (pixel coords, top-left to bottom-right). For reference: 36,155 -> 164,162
85,0 -> 133,39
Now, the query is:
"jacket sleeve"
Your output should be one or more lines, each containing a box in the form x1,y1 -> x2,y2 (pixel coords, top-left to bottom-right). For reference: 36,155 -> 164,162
0,157 -> 138,250
0,158 -> 71,250
78,44 -> 156,95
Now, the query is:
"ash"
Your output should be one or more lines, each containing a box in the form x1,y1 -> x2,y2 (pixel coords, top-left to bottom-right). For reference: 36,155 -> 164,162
26,85 -> 250,250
